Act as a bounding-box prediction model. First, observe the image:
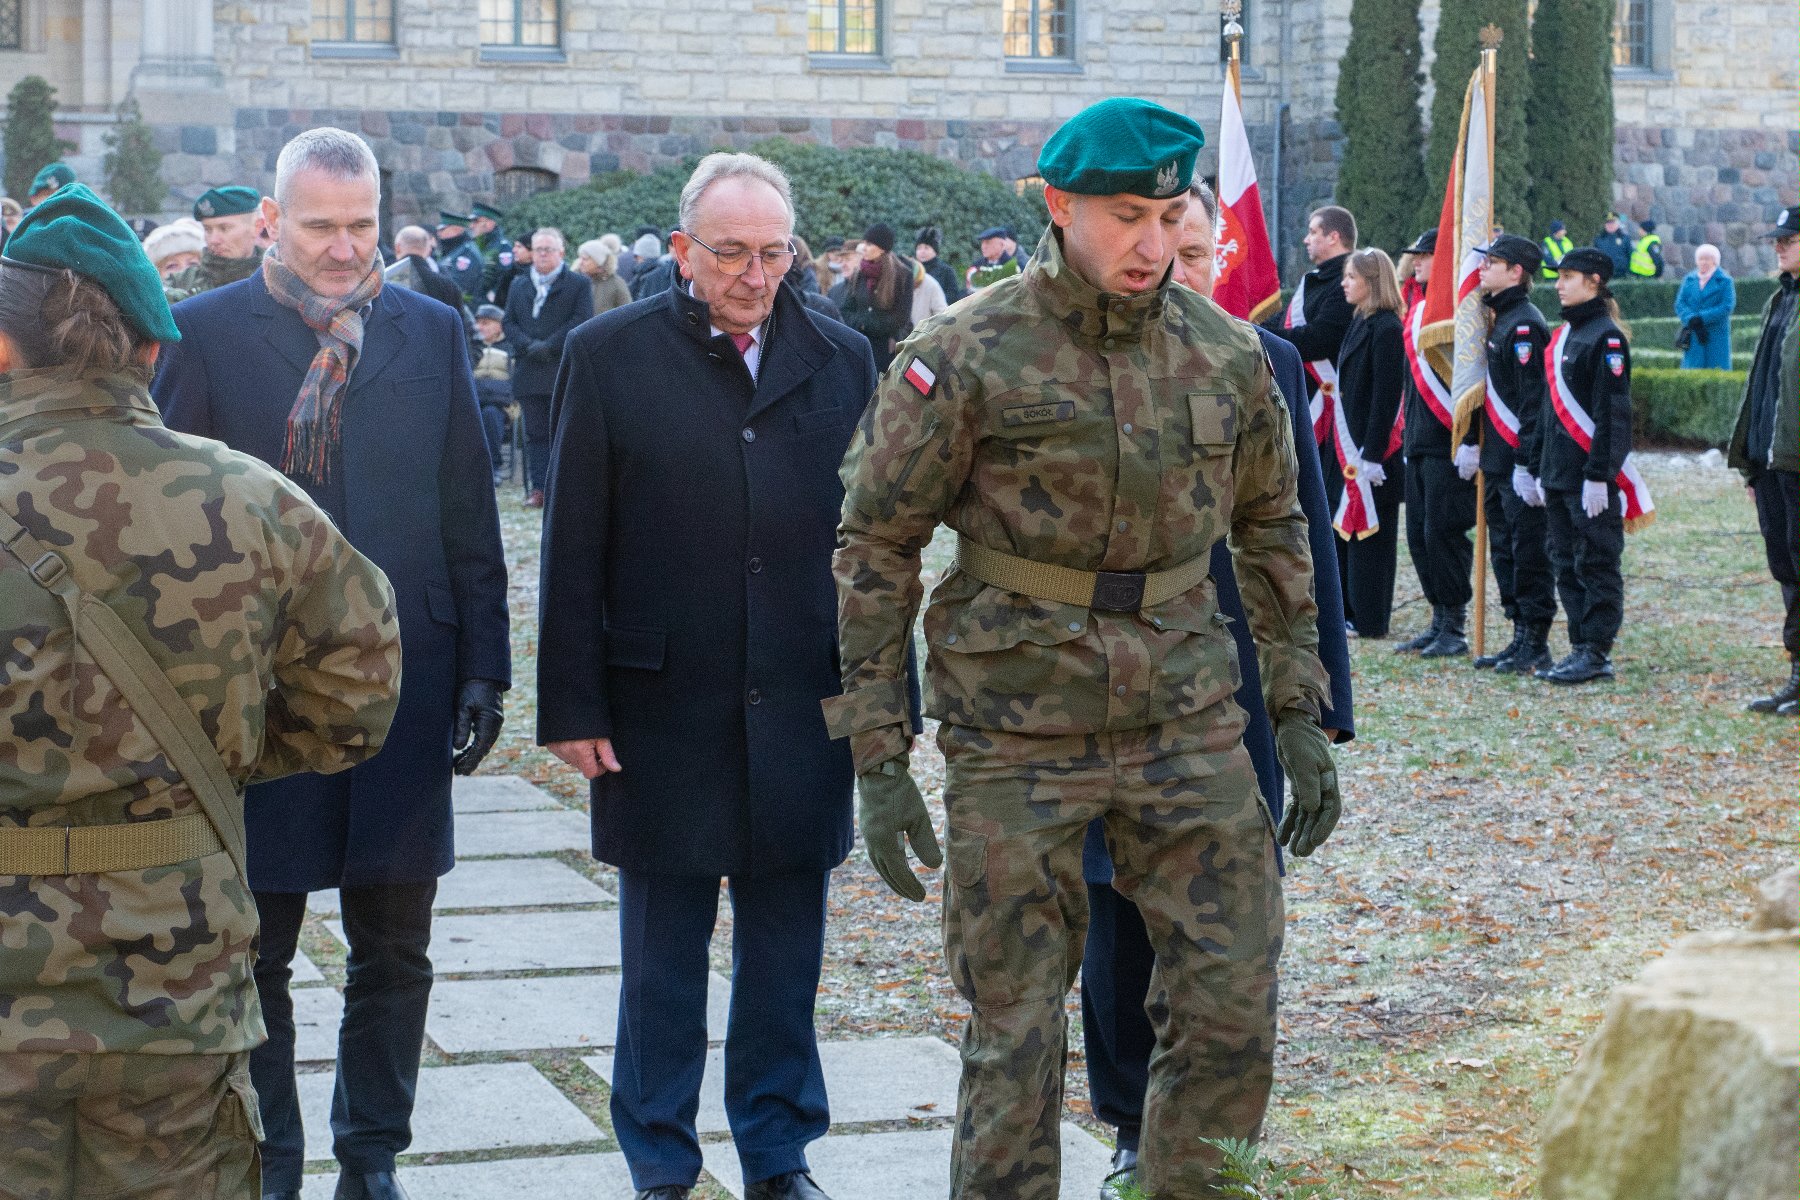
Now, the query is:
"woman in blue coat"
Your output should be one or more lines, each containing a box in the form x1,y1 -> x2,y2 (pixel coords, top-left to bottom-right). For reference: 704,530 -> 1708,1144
1675,243 -> 1736,369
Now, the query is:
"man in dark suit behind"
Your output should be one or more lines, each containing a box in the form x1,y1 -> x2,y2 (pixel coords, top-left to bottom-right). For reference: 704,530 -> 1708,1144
503,225 -> 593,506
154,126 -> 511,1200
536,152 -> 894,1200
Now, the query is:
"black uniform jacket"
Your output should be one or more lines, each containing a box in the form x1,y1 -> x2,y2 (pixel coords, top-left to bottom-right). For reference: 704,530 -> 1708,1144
1263,252 -> 1355,383
1335,308 -> 1405,463
1470,284 -> 1552,474
1539,295 -> 1633,492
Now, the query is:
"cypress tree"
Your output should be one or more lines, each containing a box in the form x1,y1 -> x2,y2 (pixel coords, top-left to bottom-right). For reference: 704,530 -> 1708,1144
1333,0 -> 1426,253
103,100 -> 166,214
1528,0 -> 1616,243
3,75 -> 75,201
1420,0 -> 1532,236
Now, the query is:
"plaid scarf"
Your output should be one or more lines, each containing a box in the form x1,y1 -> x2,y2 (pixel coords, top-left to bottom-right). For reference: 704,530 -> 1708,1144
259,247 -> 384,485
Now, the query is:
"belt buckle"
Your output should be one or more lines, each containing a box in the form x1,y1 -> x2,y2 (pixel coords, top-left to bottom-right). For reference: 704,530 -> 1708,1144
1091,571 -> 1146,613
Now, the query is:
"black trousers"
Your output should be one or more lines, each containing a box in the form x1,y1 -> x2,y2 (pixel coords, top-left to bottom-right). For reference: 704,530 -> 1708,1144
1752,470 -> 1800,658
1543,485 -> 1625,654
479,404 -> 507,473
252,882 -> 437,1191
1079,881 -> 1156,1154
1324,455 -> 1403,636
518,390 -> 553,492
1403,455 -> 1476,609
1485,473 -> 1557,625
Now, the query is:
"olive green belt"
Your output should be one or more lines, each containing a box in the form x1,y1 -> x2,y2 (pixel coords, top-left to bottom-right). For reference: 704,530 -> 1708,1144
954,536 -> 1210,612
0,812 -> 225,875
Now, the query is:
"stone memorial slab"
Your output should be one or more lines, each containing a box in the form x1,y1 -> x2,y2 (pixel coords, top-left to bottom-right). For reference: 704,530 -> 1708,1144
299,1153 -> 635,1200
291,949 -> 326,985
700,1123 -> 1114,1200
292,986 -> 343,1062
326,910 -> 621,974
453,774 -> 562,814
431,971 -> 730,1053
586,1037 -> 962,1134
300,1062 -> 600,1161
455,809 -> 591,857
309,858 -> 612,916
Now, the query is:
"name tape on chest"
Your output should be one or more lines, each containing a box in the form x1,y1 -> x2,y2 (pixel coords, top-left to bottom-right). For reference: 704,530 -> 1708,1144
903,357 -> 937,397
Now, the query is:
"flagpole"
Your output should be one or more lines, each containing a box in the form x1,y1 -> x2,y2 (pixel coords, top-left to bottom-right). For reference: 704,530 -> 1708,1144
1471,29 -> 1500,660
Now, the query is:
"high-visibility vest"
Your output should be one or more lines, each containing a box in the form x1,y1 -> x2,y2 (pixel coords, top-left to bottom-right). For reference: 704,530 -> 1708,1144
1629,234 -> 1662,277
1540,233 -> 1574,279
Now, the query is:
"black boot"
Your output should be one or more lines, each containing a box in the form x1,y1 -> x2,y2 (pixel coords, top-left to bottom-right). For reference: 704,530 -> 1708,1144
1748,661 -> 1800,713
1544,645 -> 1615,685
1473,622 -> 1523,669
1495,622 -> 1552,675
1420,606 -> 1468,658
1393,608 -> 1442,654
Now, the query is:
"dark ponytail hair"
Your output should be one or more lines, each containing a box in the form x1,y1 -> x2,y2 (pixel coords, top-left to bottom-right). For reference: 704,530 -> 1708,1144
1596,283 -> 1632,342
0,263 -> 152,381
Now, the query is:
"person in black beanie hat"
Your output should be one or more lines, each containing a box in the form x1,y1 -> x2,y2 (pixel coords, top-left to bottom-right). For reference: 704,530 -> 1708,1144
840,221 -> 913,370
914,224 -> 965,304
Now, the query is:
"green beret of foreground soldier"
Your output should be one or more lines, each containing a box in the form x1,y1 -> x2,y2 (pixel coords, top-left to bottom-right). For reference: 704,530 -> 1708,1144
1035,95 -> 1207,200
7,182 -> 181,343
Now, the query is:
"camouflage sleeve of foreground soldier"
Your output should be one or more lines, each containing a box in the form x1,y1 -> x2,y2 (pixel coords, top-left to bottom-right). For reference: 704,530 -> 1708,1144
828,338 -> 978,774
1224,351 -> 1330,724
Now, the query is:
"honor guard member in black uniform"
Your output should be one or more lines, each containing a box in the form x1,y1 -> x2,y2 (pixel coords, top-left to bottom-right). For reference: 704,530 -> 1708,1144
1395,228 -> 1478,657
435,210 -> 485,302
1468,234 -> 1557,673
1536,247 -> 1644,684
1729,205 -> 1800,714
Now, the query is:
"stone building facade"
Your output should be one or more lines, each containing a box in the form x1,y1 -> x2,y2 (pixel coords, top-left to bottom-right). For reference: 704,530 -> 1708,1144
1,0 -> 1793,274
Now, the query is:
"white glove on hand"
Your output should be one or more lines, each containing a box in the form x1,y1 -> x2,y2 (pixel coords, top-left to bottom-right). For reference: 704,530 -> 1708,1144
1581,479 -> 1611,518
1512,465 -> 1544,508
1454,443 -> 1481,481
1361,460 -> 1387,487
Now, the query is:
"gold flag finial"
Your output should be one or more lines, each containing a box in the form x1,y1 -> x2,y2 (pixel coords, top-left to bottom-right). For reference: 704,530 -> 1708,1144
1222,0 -> 1244,40
1479,23 -> 1503,50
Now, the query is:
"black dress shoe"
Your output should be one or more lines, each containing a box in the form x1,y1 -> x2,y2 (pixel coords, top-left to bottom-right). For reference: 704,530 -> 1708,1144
335,1171 -> 409,1200
1545,646 -> 1614,685
1100,1147 -> 1139,1199
745,1171 -> 831,1200
634,1189 -> 691,1200
1748,662 -> 1800,713
1473,623 -> 1522,669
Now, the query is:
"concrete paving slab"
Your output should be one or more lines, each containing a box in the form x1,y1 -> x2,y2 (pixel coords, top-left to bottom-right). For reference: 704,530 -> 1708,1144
453,774 -> 562,814
308,858 -> 613,916
586,1037 -> 962,1134
291,949 -> 326,985
292,985 -> 343,1063
455,809 -> 591,857
701,1123 -> 1114,1199
297,1154 -> 635,1200
430,971 -> 730,1053
324,910 -> 620,974
299,1062 -> 601,1162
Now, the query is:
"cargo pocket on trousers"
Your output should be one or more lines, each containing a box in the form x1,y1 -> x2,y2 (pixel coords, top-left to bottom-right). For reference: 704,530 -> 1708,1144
947,831 -> 988,890
226,1059 -> 266,1143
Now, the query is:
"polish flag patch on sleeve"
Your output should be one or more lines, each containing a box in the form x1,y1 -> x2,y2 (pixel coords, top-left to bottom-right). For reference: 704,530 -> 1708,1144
903,357 -> 937,396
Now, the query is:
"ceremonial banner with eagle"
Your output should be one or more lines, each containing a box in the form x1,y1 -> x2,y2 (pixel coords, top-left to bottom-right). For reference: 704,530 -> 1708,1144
1213,10 -> 1281,324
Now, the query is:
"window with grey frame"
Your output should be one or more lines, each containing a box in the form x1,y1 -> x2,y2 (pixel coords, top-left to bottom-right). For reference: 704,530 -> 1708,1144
1004,0 -> 1073,61
0,0 -> 19,51
481,0 -> 559,49
312,0 -> 395,44
1613,0 -> 1650,68
808,0 -> 881,56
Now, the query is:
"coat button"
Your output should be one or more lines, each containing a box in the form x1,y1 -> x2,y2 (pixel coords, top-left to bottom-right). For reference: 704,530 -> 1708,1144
1121,422 -> 1133,435
1115,684 -> 1127,697
687,312 -> 700,325
1104,338 -> 1117,351
945,633 -> 958,645
1116,520 -> 1129,532
748,557 -> 763,573
742,428 -> 755,443
1068,621 -> 1083,633
748,688 -> 762,705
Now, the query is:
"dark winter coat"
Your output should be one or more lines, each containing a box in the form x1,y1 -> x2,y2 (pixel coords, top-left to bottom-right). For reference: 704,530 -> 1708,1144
1262,252 -> 1355,383
503,264 -> 594,397
1470,284 -> 1551,474
1335,308 -> 1406,465
1539,296 -> 1632,491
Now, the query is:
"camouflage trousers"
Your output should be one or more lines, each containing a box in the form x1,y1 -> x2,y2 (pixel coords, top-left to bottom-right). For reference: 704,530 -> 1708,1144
939,710 -> 1283,1200
0,1051 -> 262,1200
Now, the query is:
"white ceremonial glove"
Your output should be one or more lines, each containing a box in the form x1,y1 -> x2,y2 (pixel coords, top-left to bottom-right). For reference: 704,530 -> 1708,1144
1454,443 -> 1481,481
1581,479 -> 1611,518
1361,460 -> 1387,487
1512,465 -> 1545,508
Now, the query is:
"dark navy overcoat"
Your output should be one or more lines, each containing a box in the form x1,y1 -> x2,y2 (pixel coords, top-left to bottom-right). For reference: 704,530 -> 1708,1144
153,273 -> 511,890
536,280 -> 885,877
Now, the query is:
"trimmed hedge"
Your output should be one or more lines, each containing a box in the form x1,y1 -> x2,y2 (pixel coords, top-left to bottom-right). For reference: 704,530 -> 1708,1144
1628,315 -> 1762,358
506,138 -> 1048,272
1631,368 -> 1745,447
1529,276 -> 1780,319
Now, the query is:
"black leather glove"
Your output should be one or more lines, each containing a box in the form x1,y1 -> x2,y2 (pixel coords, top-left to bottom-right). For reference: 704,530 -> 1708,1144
452,679 -> 505,775
529,339 -> 556,363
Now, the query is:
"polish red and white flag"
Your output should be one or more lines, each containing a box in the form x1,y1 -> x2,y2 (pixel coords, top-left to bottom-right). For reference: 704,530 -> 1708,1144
1212,54 -> 1281,324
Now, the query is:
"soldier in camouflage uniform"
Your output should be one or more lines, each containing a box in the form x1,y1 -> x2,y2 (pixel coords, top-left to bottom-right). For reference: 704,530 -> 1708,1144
163,186 -> 265,304
825,99 -> 1343,1199
0,185 -> 403,1200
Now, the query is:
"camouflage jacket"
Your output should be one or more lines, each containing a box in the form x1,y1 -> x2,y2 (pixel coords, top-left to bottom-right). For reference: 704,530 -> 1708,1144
164,247 -> 263,304
0,369 -> 402,1055
828,230 -> 1328,773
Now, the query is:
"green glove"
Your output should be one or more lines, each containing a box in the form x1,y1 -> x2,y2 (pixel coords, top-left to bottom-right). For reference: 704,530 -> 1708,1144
856,758 -> 943,902
1273,709 -> 1341,858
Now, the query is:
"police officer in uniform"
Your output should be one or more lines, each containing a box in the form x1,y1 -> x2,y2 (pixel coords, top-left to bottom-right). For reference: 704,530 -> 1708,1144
435,210 -> 485,301
1729,205 -> 1800,714
471,202 -> 509,301
827,98 -> 1340,1200
1594,213 -> 1633,279
165,186 -> 265,302
0,184 -> 402,1200
1628,219 -> 1665,279
1468,234 -> 1557,674
1540,220 -> 1574,280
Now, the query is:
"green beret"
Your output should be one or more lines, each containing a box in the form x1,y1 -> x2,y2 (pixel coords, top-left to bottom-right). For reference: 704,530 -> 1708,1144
29,162 -> 76,196
471,202 -> 505,223
194,185 -> 260,220
1037,98 -> 1206,200
5,183 -> 180,344
438,210 -> 474,228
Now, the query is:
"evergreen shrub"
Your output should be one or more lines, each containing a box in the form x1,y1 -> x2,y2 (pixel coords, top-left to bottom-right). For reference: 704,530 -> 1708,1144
3,75 -> 75,201
1631,368 -> 1746,446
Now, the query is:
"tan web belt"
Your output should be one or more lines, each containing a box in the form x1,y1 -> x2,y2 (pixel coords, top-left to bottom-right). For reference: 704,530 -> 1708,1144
0,811 -> 225,875
954,536 -> 1210,613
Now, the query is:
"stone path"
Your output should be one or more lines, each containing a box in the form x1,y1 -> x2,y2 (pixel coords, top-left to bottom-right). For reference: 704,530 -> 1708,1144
291,775 -> 1115,1198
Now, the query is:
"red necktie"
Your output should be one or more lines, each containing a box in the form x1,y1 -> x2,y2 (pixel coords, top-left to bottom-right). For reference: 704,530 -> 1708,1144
730,332 -> 754,355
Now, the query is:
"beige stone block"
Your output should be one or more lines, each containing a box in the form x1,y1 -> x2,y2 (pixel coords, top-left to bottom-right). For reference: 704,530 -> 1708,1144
860,76 -> 905,105
527,84 -> 582,110
636,73 -> 694,102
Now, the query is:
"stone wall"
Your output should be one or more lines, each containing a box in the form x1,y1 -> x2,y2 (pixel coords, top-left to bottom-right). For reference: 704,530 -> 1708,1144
1614,125 -> 1798,275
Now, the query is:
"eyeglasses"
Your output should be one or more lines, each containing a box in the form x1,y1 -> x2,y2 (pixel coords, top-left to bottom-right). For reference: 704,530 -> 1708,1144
684,232 -> 796,277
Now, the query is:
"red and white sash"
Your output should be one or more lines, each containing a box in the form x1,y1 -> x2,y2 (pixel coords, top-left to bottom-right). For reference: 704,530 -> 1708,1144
1402,300 -> 1454,432
1483,376 -> 1521,448
1545,325 -> 1655,526
1285,278 -> 1340,445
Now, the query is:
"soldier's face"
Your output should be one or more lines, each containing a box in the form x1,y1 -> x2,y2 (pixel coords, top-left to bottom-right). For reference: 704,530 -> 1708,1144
201,212 -> 260,260
1046,187 -> 1186,296
1170,204 -> 1216,297
264,170 -> 382,299
673,176 -> 792,337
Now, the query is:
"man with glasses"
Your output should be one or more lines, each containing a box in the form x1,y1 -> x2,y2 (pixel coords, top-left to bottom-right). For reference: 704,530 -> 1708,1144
1730,206 -> 1800,714
536,152 -> 897,1200
501,226 -> 592,506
